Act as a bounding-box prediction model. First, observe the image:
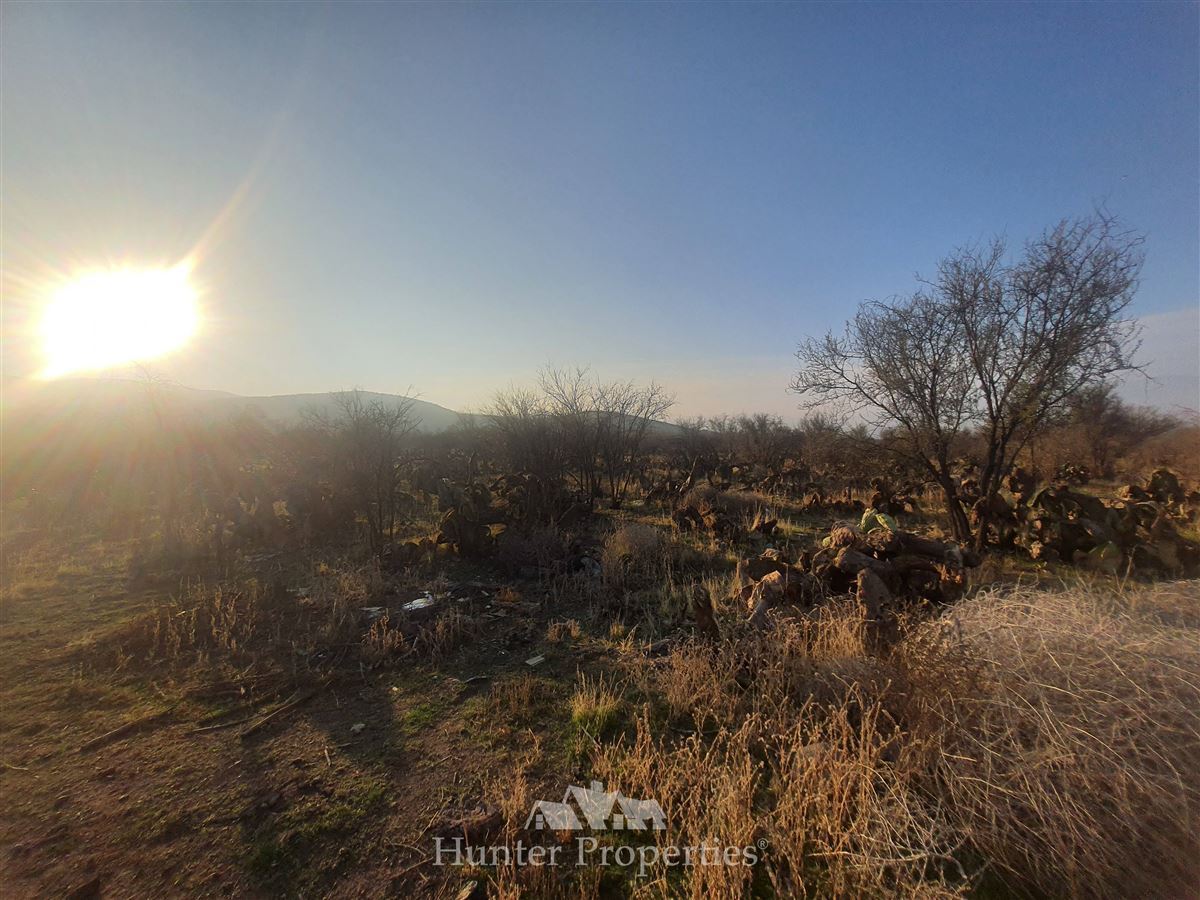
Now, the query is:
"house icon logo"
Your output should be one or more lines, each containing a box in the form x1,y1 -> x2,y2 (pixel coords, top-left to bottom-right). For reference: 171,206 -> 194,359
523,781 -> 666,832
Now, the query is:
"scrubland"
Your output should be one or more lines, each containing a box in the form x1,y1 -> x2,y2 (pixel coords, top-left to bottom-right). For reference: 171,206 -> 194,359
2,477 -> 1197,899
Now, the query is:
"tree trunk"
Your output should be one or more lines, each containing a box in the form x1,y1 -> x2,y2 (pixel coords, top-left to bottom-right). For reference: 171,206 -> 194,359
936,476 -> 972,543
972,502 -> 990,552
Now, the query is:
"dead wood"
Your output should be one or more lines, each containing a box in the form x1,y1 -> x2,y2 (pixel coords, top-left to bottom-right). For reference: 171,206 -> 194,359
77,705 -> 177,754
834,546 -> 895,577
690,585 -> 720,642
856,568 -> 891,621
239,689 -> 317,741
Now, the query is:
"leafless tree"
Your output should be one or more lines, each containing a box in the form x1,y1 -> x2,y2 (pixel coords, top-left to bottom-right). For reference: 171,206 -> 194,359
705,414 -> 740,465
539,367 -> 605,502
305,390 -> 419,556
1045,382 -> 1179,478
735,413 -> 795,475
792,213 -> 1144,545
595,378 -> 674,506
672,416 -> 717,475
537,366 -> 674,507
485,385 -> 567,486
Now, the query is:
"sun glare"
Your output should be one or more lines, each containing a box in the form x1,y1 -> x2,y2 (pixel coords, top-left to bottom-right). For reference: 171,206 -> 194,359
38,264 -> 200,378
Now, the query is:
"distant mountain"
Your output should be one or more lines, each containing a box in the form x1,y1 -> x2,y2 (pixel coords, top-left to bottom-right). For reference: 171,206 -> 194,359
1,377 -> 690,441
2,378 -> 465,433
224,390 -> 464,432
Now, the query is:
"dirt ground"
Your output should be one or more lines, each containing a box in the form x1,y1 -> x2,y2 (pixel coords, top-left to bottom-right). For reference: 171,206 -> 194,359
0,528 -> 634,899
3,491 -> 1193,899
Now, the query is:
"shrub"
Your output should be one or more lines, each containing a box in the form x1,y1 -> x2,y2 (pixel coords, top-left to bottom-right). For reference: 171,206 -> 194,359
601,523 -> 670,588
569,672 -> 622,738
581,580 -> 1200,897
902,583 -> 1200,898
494,524 -> 569,574
680,485 -> 767,521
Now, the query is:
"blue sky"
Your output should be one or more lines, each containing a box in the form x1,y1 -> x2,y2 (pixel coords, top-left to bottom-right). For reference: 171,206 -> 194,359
3,1 -> 1197,416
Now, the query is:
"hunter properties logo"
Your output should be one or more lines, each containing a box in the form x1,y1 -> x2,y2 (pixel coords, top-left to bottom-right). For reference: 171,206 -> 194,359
434,781 -> 763,878
525,781 -> 666,832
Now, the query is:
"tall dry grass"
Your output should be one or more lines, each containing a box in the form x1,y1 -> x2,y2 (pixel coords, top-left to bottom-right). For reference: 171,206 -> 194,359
902,583 -> 1200,898
577,580 -> 1200,898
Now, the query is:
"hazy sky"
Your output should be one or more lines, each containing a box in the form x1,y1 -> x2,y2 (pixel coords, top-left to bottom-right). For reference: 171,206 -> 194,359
3,2 -> 1198,417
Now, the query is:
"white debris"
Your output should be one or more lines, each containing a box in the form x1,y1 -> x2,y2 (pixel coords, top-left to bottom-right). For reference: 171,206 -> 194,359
402,592 -> 437,612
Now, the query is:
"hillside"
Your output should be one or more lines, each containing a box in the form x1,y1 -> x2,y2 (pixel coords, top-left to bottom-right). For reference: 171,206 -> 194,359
2,378 -> 465,433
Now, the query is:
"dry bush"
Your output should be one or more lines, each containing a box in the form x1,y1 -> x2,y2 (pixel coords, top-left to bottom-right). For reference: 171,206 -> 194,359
586,579 -> 1200,898
495,524 -> 569,573
489,673 -> 543,716
649,600 -> 884,733
547,619 -> 582,642
408,609 -> 477,660
1124,578 -> 1200,628
87,579 -> 311,669
901,583 -> 1200,898
360,615 -> 406,666
569,671 -> 623,738
1121,423 -> 1200,485
602,523 -> 671,588
681,485 -> 771,521
591,605 -> 947,898
309,562 -> 383,642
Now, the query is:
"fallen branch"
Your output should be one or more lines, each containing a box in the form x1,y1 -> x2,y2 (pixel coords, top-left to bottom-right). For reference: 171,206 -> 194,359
238,689 -> 317,741
77,706 -> 177,754
194,714 -> 257,734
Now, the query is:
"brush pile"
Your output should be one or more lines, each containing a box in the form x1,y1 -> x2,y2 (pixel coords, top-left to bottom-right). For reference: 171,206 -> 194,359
737,523 -> 980,632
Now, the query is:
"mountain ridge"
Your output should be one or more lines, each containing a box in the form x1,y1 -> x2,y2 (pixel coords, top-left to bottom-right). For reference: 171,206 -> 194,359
2,377 -> 466,432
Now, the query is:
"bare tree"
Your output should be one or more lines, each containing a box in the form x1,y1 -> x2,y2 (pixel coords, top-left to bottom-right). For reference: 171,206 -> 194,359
705,414 -> 740,466
1044,382 -> 1179,478
792,213 -> 1143,545
305,390 -> 419,556
536,367 -> 673,507
539,367 -> 605,502
735,413 -> 795,475
672,416 -> 717,475
485,385 -> 567,486
595,378 -> 675,506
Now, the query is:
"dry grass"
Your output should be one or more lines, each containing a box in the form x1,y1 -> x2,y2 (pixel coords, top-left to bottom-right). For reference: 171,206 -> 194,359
83,579 -> 309,669
903,583 -> 1200,898
547,618 -> 582,642
602,523 -> 672,588
569,671 -> 623,738
80,559 -> 478,674
681,485 -> 772,520
578,579 -> 1200,898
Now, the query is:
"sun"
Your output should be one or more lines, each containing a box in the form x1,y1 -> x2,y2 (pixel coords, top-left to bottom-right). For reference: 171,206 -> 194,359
38,264 -> 200,378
